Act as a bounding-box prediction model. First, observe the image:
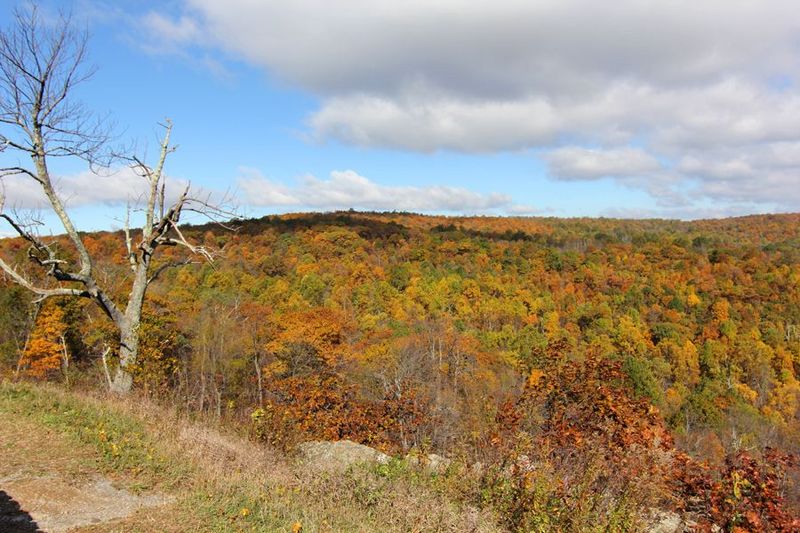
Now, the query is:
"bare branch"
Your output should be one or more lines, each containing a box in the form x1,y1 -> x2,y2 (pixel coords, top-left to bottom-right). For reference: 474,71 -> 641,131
123,203 -> 136,271
0,210 -> 81,282
0,165 -> 41,182
0,5 -> 109,165
100,345 -> 113,391
148,258 -> 192,285
0,6 -> 236,394
0,254 -> 87,302
0,207 -> 123,324
0,135 -> 32,153
165,220 -> 216,263
182,187 -> 240,231
142,120 -> 172,241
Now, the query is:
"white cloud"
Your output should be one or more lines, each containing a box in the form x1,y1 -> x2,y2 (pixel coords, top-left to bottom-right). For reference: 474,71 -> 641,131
141,12 -> 201,44
308,92 -> 562,152
541,145 -> 691,208
237,168 -> 535,214
0,168 -> 190,209
543,147 -> 662,181
143,0 -> 800,213
179,0 -> 799,97
1,166 -> 539,217
308,79 -> 800,156
600,204 -> 783,221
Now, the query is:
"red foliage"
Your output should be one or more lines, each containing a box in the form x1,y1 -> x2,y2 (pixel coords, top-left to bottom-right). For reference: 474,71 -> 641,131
676,448 -> 800,531
253,372 -> 428,453
482,356 -> 676,530
492,356 -> 673,470
487,356 -> 800,529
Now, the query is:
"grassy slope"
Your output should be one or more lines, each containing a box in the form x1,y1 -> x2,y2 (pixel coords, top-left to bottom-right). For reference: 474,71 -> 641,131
0,381 -> 500,532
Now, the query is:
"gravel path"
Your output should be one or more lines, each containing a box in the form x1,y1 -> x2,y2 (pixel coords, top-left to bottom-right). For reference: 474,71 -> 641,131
0,416 -> 170,532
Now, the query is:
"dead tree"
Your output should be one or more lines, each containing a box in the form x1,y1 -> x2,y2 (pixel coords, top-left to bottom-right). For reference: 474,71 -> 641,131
0,5 -> 221,394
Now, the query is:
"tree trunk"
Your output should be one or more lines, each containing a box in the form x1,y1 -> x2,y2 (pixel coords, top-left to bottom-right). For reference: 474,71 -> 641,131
110,322 -> 138,394
110,262 -> 149,395
254,354 -> 264,406
14,301 -> 41,380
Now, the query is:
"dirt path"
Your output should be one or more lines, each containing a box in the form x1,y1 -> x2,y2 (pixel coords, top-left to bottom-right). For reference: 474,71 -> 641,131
0,416 -> 171,532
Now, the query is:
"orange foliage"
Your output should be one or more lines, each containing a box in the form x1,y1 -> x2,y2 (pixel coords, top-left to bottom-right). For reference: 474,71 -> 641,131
5,210 -> 800,527
266,307 -> 353,366
20,303 -> 66,378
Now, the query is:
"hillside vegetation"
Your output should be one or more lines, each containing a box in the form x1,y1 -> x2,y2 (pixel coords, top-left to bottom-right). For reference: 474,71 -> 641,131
0,381 -> 498,532
2,211 -> 800,530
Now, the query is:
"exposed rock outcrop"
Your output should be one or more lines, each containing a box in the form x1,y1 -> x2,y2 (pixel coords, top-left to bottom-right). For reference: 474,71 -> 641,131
296,440 -> 391,471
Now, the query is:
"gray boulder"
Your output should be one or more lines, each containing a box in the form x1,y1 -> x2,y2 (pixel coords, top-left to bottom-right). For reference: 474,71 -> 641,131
296,440 -> 391,472
645,510 -> 699,533
405,452 -> 452,473
646,511 -> 682,533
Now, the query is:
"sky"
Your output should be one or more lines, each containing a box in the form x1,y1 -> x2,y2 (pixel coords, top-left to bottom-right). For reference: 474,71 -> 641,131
2,0 -> 800,233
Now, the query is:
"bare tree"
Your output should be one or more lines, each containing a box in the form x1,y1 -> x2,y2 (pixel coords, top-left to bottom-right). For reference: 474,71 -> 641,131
0,5 -> 221,393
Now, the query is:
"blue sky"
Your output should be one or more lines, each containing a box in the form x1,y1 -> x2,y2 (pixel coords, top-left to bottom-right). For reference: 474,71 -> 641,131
2,0 -> 800,232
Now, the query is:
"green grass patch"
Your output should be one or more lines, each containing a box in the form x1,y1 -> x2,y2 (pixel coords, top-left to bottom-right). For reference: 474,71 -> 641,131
0,381 -> 189,490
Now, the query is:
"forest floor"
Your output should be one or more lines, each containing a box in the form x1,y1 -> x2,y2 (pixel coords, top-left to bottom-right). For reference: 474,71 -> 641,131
0,381 -> 500,532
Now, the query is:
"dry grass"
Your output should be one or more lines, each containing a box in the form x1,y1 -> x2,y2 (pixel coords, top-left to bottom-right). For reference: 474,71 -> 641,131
0,415 -> 96,483
0,381 -> 502,532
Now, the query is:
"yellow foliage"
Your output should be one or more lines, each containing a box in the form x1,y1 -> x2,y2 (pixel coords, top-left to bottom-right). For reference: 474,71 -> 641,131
711,299 -> 730,322
615,315 -> 652,357
764,376 -> 800,425
528,368 -> 544,387
543,311 -> 560,338
295,262 -> 319,276
735,382 -> 758,404
662,340 -> 700,387
266,308 -> 353,365
263,360 -> 289,378
686,291 -> 701,307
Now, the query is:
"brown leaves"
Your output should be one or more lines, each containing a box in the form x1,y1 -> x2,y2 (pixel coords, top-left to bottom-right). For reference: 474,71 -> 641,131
676,448 -> 800,531
252,372 -> 429,454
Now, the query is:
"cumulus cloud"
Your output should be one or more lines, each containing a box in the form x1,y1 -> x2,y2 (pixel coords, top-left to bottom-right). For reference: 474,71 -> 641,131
174,1 -> 799,97
143,0 -> 800,212
237,168 -> 535,214
677,146 -> 800,207
600,204 -> 785,221
543,147 -> 663,181
141,12 -> 201,45
0,168 -> 190,210
0,167 -> 540,217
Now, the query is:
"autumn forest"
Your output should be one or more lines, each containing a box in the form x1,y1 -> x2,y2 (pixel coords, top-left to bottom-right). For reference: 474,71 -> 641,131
2,211 -> 799,529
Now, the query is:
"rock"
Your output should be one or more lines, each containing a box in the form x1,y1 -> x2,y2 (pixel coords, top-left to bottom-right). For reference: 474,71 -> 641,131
646,510 -> 690,533
405,453 -> 452,472
426,453 -> 451,472
0,475 -> 170,533
296,440 -> 390,472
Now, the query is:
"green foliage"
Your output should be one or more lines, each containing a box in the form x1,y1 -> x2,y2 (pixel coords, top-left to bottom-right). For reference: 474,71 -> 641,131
0,284 -> 32,370
623,355 -> 664,405
298,272 -> 327,305
3,211 -> 800,526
